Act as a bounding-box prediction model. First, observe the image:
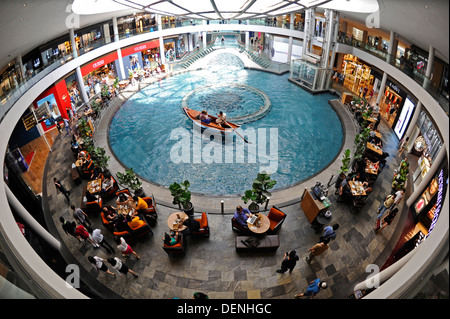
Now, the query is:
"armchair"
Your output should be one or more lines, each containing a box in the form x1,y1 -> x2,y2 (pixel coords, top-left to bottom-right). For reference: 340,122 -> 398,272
267,206 -> 287,233
163,232 -> 186,257
192,212 -> 210,237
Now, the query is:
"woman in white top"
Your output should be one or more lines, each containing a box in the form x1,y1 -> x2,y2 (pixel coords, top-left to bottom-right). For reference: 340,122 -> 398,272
115,236 -> 141,259
88,256 -> 115,276
107,257 -> 138,277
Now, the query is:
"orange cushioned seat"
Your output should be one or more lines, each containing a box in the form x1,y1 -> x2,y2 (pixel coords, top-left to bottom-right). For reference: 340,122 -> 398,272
267,206 -> 287,233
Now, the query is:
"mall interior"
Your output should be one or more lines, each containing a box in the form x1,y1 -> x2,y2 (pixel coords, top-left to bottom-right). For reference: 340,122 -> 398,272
0,0 -> 448,302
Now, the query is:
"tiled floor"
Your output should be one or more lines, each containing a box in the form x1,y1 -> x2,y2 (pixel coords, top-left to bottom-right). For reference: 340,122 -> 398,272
41,72 -> 408,299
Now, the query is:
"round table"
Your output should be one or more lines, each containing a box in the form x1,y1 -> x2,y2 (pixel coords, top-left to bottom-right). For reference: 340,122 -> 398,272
167,212 -> 188,231
247,213 -> 270,234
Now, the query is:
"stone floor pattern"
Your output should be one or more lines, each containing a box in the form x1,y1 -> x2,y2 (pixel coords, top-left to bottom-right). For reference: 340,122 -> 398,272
43,74 -> 408,299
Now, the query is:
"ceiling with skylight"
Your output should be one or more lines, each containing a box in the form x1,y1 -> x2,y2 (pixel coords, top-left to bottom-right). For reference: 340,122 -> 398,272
72,0 -> 379,20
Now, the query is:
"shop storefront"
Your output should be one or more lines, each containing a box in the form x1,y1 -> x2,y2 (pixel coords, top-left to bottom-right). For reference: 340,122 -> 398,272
81,52 -> 118,96
409,109 -> 444,188
380,78 -> 407,128
121,40 -> 160,72
0,62 -> 22,98
339,54 -> 374,96
32,80 -> 72,132
382,158 -> 448,270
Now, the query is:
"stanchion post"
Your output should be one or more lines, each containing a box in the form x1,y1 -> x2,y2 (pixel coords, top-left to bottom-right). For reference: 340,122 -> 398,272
221,200 -> 224,214
265,197 -> 270,210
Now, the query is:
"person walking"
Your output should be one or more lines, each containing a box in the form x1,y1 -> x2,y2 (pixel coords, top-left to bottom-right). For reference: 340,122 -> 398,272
71,205 -> 91,228
276,250 -> 299,274
91,228 -> 115,254
393,189 -> 405,207
75,224 -> 97,247
305,239 -> 330,264
294,279 -> 328,299
63,117 -> 72,136
320,224 -> 339,242
375,208 -> 399,233
115,236 -> 141,259
107,257 -> 139,278
88,256 -> 116,277
376,194 -> 395,220
53,177 -> 71,205
59,216 -> 81,241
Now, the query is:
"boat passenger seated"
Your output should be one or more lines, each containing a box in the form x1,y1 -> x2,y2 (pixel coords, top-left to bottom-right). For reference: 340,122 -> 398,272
199,110 -> 211,124
216,111 -> 227,127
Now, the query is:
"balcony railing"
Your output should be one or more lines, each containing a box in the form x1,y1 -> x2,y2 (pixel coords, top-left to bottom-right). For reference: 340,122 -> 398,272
2,18 -> 447,124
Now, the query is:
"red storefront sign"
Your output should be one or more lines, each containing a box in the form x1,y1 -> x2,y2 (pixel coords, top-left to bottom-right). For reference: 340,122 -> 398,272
121,39 -> 160,57
80,51 -> 118,76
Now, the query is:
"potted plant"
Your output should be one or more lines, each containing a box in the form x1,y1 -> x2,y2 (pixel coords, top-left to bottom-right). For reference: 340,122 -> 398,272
241,171 -> 277,213
392,159 -> 409,191
92,147 -> 110,174
169,180 -> 194,215
352,127 -> 371,170
339,149 -> 351,175
116,168 -> 145,197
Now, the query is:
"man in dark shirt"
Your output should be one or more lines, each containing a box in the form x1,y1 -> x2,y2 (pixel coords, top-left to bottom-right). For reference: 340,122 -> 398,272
183,216 -> 200,237
54,177 -> 71,205
276,250 -> 299,274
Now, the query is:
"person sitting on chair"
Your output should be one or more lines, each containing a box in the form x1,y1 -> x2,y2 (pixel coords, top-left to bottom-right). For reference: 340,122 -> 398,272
182,216 -> 200,237
233,205 -> 252,228
133,195 -> 148,213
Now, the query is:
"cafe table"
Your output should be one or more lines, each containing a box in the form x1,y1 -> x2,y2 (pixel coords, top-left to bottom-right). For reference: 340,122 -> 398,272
167,212 -> 189,231
365,162 -> 379,175
117,202 -> 136,217
348,181 -> 366,196
247,213 -> 270,234
367,142 -> 383,155
87,178 -> 102,194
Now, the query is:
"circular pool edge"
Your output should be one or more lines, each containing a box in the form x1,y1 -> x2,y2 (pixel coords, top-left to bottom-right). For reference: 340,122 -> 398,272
100,71 -> 355,213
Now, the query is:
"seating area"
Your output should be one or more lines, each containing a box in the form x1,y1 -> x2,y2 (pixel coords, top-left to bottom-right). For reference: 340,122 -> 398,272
235,235 -> 280,252
162,211 -> 210,257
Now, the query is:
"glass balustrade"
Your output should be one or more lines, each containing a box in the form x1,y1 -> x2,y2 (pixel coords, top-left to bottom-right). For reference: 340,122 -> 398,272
1,17 -> 447,124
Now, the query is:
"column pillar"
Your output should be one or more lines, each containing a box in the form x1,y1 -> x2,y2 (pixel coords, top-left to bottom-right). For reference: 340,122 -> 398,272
376,72 -> 387,105
287,36 -> 293,62
69,28 -> 78,58
245,31 -> 250,49
406,146 -> 447,207
203,20 -> 207,48
290,13 -> 294,30
76,67 -> 89,104
15,54 -> 25,81
325,12 -> 339,89
386,31 -> 398,64
302,8 -> 315,57
113,16 -> 119,42
423,45 -> 435,90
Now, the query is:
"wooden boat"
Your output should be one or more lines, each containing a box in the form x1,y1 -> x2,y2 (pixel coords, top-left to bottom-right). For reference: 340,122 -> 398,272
182,107 -> 240,134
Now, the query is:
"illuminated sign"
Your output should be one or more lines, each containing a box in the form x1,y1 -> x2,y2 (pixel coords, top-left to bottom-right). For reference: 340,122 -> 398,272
80,52 -> 118,76
394,96 -> 415,139
121,40 -> 160,57
427,169 -> 445,237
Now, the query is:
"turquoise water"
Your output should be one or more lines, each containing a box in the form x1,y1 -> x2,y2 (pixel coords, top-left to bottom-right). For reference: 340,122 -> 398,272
109,52 -> 343,195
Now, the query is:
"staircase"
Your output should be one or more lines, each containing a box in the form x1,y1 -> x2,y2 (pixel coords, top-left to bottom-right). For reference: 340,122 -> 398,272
179,45 -> 216,69
236,42 -> 271,69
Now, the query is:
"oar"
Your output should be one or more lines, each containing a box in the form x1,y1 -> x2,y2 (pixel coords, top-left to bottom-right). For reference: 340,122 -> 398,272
219,115 -> 250,144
